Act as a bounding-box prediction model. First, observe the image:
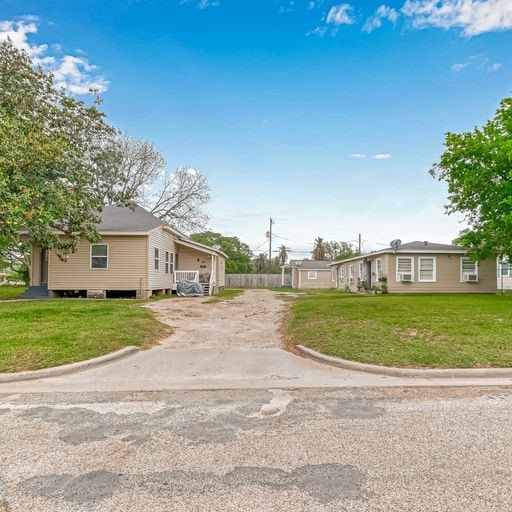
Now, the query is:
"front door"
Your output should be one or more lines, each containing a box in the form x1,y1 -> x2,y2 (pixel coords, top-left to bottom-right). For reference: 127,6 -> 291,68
40,249 -> 48,285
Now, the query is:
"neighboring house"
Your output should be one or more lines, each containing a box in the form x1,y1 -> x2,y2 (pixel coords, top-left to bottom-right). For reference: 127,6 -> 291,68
498,259 -> 512,291
283,259 -> 335,289
330,241 -> 497,294
23,205 -> 227,299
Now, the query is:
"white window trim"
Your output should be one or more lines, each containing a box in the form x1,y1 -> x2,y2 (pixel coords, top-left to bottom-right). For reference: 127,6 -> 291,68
331,268 -> 336,282
460,257 -> 478,282
169,252 -> 174,274
359,261 -> 364,278
307,271 -> 317,280
376,258 -> 383,280
154,247 -> 160,271
165,251 -> 170,274
340,267 -> 345,281
90,243 -> 109,270
396,256 -> 414,282
349,265 -> 354,280
418,257 -> 436,283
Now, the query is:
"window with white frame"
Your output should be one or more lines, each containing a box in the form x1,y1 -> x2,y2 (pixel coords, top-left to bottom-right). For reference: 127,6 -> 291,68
165,251 -> 170,274
154,248 -> 160,270
396,257 -> 413,282
461,257 -> 478,282
331,268 -> 336,282
340,266 -> 345,281
90,244 -> 108,269
307,271 -> 317,280
498,259 -> 511,278
359,261 -> 364,278
418,257 -> 436,282
376,258 -> 383,280
169,252 -> 174,274
349,265 -> 354,280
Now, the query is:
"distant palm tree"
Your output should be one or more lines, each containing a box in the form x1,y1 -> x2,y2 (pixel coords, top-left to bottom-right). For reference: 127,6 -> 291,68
312,237 -> 326,260
254,253 -> 267,272
276,245 -> 291,266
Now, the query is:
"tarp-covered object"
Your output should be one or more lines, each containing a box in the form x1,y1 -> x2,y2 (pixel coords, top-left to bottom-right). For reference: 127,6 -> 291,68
176,280 -> 204,297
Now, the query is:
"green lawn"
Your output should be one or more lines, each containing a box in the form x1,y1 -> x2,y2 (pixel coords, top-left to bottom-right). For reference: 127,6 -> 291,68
0,300 -> 170,373
287,290 -> 512,368
203,288 -> 245,303
0,285 -> 27,301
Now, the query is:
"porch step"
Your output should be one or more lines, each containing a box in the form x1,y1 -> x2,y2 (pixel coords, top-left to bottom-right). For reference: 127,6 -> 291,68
21,285 -> 49,299
202,283 -> 210,296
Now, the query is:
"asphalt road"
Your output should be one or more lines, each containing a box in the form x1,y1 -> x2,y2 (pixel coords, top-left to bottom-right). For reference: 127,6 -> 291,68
1,386 -> 512,511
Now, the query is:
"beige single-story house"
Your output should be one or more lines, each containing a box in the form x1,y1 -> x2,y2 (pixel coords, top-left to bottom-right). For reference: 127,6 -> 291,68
23,205 -> 227,299
330,241 -> 497,294
283,259 -> 335,289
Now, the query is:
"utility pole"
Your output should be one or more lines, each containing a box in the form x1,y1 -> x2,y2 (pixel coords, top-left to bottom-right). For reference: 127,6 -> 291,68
358,233 -> 362,255
268,218 -> 274,266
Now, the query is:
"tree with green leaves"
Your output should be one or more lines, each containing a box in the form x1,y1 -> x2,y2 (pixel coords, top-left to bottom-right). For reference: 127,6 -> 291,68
311,237 -> 326,260
0,39 -> 123,258
190,231 -> 254,274
276,245 -> 291,266
431,97 -> 512,261
324,240 -> 356,261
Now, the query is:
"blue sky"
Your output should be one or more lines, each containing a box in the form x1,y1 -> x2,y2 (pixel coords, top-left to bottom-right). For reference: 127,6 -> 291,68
2,0 -> 512,257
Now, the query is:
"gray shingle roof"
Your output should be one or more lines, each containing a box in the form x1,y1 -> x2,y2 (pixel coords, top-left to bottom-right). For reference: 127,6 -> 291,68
98,205 -> 163,232
289,259 -> 332,269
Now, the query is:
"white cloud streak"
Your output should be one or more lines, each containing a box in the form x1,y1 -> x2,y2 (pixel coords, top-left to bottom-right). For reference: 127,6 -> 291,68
350,153 -> 367,158
326,4 -> 355,25
374,153 -> 392,159
363,5 -> 399,32
0,19 -> 108,94
401,0 -> 512,36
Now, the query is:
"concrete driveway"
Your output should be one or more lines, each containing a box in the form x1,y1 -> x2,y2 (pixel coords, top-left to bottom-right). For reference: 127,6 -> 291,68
2,289 -> 512,393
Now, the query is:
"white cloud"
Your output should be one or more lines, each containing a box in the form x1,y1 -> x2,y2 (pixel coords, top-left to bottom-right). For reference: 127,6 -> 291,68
326,4 -> 355,25
307,26 -> 328,36
374,153 -> 392,159
363,5 -> 399,32
451,54 -> 502,73
451,62 -> 469,72
350,153 -> 367,158
0,19 -> 108,94
401,0 -> 512,36
181,0 -> 220,8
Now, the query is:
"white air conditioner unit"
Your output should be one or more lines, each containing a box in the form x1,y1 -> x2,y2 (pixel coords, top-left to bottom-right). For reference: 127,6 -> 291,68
399,273 -> 412,282
463,273 -> 478,282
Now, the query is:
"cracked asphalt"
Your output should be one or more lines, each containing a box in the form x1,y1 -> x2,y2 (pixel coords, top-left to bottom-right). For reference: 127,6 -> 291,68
2,386 -> 512,511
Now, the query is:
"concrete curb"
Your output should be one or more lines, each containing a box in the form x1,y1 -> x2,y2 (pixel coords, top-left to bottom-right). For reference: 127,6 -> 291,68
0,346 -> 140,384
296,345 -> 512,378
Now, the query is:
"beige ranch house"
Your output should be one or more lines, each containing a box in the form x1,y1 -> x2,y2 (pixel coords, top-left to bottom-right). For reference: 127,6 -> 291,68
331,241 -> 497,294
284,259 -> 335,289
25,205 -> 227,299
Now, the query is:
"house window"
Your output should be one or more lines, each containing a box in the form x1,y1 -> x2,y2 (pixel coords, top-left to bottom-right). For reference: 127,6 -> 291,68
154,248 -> 160,270
340,267 -> 345,281
90,244 -> 108,269
396,257 -> 413,282
331,268 -> 336,282
359,261 -> 364,278
498,259 -> 511,278
461,257 -> 478,282
169,252 -> 174,274
376,258 -> 383,280
419,257 -> 436,282
349,265 -> 354,281
307,271 -> 317,280
165,251 -> 170,274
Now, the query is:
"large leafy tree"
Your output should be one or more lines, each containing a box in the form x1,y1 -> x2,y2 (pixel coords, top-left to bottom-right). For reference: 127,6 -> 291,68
431,97 -> 512,260
190,231 -> 254,274
0,39 -> 122,257
324,240 -> 356,261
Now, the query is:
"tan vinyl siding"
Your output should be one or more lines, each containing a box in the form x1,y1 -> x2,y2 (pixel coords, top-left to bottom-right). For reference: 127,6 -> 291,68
296,269 -> 334,289
387,254 -> 497,293
48,236 -> 148,291
148,227 -> 176,290
31,246 -> 41,286
216,256 -> 226,288
177,247 -> 213,274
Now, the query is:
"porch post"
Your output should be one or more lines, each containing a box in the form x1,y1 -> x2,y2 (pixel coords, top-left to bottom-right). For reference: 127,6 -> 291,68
281,266 -> 285,287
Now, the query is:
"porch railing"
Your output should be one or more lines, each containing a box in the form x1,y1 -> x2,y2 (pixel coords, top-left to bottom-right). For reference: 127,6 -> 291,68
174,270 -> 199,283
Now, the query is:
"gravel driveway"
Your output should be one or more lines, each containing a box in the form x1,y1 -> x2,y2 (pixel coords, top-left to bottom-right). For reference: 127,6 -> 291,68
147,289 -> 286,349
